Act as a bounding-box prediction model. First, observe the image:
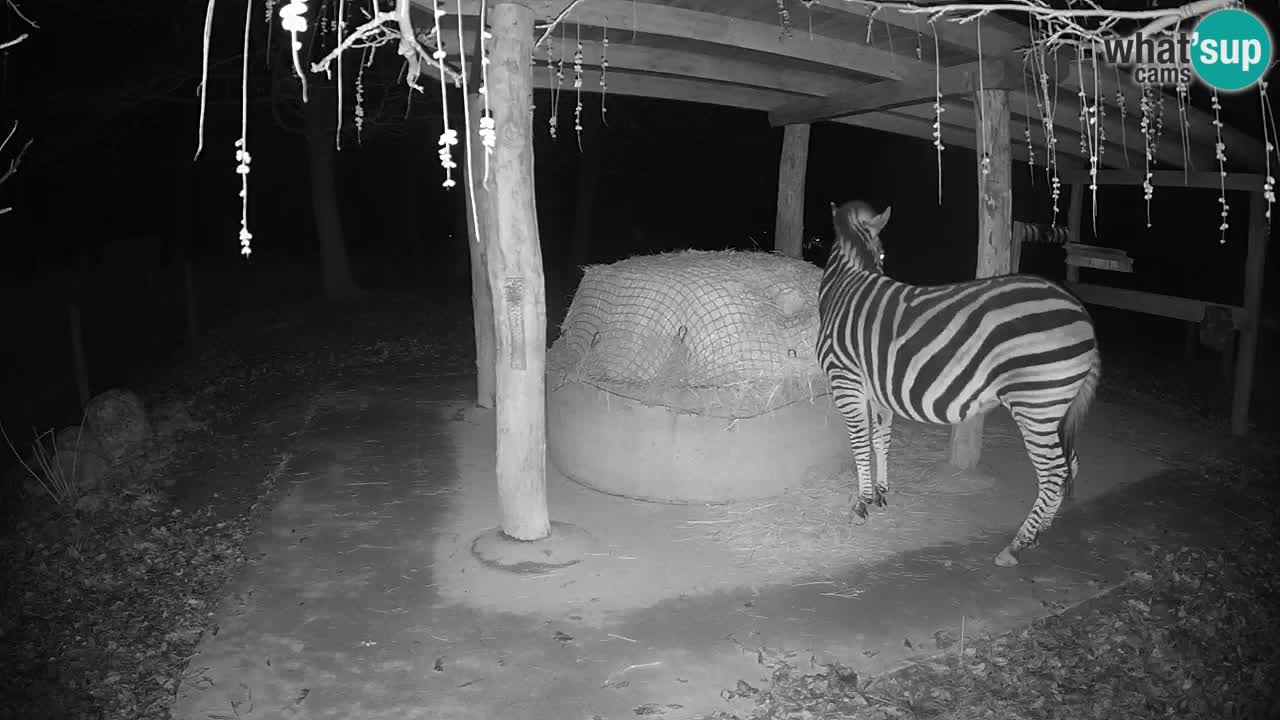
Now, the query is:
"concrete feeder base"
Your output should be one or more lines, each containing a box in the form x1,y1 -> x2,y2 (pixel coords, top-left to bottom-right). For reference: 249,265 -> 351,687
547,381 -> 850,504
470,521 -> 596,574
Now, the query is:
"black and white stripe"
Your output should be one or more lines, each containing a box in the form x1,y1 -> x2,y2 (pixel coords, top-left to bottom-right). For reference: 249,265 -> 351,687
817,200 -> 1101,567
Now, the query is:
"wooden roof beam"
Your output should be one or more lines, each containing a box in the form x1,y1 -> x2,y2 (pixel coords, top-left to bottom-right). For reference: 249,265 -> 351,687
441,1 -> 1255,171
1056,168 -> 1267,192
768,58 -> 1025,127
557,69 -> 1077,170
533,34 -> 852,97
452,0 -> 915,81
804,0 -> 1027,56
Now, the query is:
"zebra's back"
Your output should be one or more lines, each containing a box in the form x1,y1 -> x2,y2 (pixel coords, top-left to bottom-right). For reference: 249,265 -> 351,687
818,271 -> 1097,426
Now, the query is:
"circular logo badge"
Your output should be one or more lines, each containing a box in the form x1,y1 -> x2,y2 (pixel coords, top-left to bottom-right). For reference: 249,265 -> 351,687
1191,8 -> 1273,92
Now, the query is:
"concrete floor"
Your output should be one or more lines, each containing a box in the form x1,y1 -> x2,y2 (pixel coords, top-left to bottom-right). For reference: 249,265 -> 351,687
171,373 -> 1243,720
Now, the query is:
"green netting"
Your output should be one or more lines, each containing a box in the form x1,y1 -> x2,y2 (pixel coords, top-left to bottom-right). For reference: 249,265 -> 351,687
546,250 -> 830,418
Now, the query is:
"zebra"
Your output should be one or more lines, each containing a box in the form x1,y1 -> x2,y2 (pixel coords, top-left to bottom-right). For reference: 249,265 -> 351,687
817,200 -> 1102,567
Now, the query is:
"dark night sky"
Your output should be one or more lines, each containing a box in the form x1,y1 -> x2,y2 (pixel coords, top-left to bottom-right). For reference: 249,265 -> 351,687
2,0 -> 1277,306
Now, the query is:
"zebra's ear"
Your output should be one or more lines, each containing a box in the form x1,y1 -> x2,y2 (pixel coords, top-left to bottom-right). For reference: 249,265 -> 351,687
868,206 -> 892,234
830,201 -> 839,216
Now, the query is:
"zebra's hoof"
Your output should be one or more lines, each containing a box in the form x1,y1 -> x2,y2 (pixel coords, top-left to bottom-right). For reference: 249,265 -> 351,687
851,501 -> 871,523
874,492 -> 888,508
993,547 -> 1019,567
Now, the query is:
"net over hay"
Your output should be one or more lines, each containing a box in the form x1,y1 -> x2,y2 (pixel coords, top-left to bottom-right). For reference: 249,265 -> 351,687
548,250 -> 826,418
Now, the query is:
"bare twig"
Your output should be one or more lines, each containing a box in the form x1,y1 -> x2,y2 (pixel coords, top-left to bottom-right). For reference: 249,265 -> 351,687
0,32 -> 28,50
5,0 -> 37,30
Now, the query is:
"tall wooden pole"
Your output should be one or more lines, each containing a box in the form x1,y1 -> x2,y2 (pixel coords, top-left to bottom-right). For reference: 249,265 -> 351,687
951,88 -> 1012,470
774,123 -> 811,259
486,1 -> 550,541
1232,191 -> 1269,436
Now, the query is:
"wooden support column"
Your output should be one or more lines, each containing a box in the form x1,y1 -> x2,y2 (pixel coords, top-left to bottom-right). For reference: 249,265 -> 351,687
486,1 -> 550,541
950,88 -> 1012,470
465,92 -> 498,410
774,123 -> 810,258
1065,183 -> 1085,283
1232,191 -> 1269,436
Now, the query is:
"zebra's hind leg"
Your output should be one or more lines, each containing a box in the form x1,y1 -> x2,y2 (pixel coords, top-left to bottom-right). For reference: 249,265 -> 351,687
995,411 -> 1072,566
869,402 -> 893,509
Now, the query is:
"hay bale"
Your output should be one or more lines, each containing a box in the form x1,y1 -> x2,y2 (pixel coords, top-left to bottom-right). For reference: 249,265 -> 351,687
547,250 -> 846,503
548,250 -> 825,418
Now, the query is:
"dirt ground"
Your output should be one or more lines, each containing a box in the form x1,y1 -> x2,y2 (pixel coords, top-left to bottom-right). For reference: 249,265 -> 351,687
167,364 -> 1256,720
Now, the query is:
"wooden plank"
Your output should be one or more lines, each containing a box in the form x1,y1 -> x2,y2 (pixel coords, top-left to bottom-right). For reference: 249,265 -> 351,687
951,87 -> 1011,471
487,1 -> 550,541
805,0 -> 1026,56
1066,282 -> 1247,325
537,70 -> 1055,165
775,123 -> 810,259
768,58 -> 1023,126
534,34 -> 852,97
455,0 -> 915,81
1057,168 -> 1268,192
1232,192 -> 1270,436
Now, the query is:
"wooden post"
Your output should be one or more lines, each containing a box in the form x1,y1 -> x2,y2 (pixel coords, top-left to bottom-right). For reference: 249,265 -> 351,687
950,88 -> 1012,470
1231,191 -> 1269,436
774,123 -> 810,259
486,1 -> 550,541
1065,183 -> 1085,284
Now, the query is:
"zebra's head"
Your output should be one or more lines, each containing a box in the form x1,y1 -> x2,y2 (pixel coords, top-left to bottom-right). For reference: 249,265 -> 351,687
830,200 -> 892,272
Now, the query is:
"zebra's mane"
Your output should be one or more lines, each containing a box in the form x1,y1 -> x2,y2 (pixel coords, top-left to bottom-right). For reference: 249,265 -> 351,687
830,200 -> 886,273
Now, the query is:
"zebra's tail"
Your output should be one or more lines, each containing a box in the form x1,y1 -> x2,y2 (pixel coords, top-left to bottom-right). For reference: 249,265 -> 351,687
1059,348 -> 1101,500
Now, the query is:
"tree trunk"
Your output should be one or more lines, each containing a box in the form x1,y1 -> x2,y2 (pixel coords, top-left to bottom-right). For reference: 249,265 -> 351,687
173,115 -> 200,340
486,2 -> 550,541
950,88 -> 1011,470
304,83 -> 361,299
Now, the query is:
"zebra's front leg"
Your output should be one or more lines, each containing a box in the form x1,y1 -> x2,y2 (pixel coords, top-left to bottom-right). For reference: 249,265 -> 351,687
869,402 -> 893,510
837,396 -> 877,522
848,412 -> 876,523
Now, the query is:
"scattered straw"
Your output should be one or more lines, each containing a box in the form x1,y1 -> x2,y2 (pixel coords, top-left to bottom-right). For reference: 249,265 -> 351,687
690,420 -> 1014,576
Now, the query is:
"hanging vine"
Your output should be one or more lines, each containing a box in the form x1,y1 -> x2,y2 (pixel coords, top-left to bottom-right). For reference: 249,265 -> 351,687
192,0 -> 1271,256
600,18 -> 609,125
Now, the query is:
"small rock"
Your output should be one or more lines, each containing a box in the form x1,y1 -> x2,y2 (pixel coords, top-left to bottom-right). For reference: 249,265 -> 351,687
84,388 -> 151,463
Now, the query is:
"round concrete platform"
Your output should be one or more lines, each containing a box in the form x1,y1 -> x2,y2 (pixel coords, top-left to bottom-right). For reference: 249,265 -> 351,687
470,521 -> 597,574
547,380 -> 849,504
